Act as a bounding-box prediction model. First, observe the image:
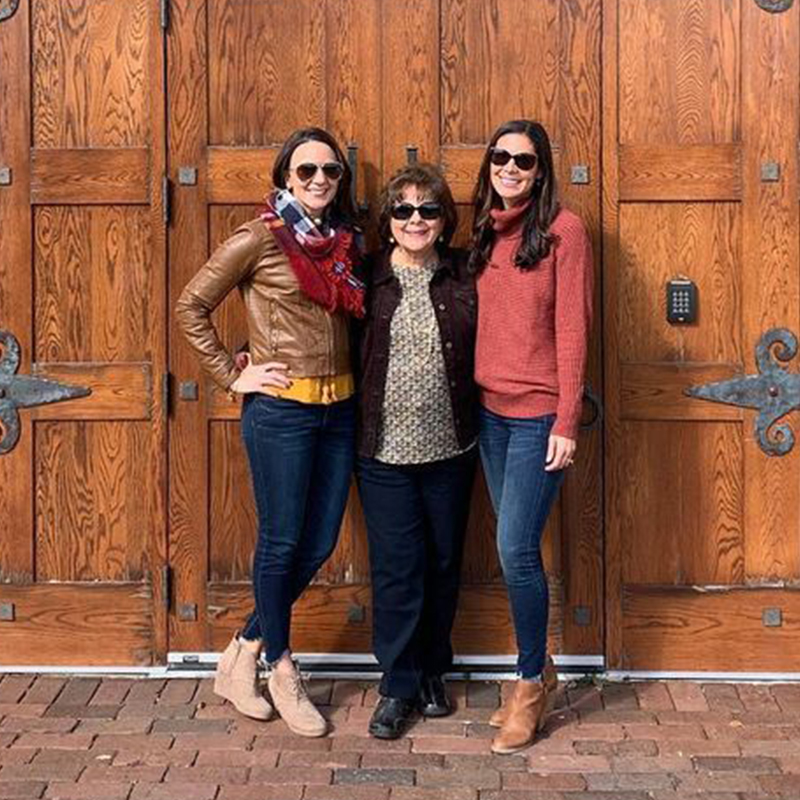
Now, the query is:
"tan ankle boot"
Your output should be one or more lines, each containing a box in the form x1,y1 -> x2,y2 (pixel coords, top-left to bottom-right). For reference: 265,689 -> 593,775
214,634 -> 273,720
489,655 -> 557,728
491,678 -> 546,754
268,660 -> 327,737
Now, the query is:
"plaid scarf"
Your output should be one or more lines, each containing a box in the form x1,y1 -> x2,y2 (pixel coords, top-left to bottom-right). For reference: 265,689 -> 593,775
261,189 -> 365,318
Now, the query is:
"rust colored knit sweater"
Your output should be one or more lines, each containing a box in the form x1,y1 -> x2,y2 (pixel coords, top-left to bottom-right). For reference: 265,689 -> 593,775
475,202 -> 593,440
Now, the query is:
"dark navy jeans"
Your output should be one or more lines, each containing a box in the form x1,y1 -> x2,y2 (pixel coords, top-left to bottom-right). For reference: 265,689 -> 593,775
479,407 -> 564,679
356,451 -> 477,700
239,394 -> 355,663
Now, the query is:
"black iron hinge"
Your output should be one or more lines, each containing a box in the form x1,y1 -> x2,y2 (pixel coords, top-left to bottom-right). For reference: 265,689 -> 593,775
162,371 -> 171,416
160,0 -> 170,31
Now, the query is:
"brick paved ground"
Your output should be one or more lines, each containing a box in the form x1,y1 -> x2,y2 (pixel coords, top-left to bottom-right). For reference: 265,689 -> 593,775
1,673 -> 799,800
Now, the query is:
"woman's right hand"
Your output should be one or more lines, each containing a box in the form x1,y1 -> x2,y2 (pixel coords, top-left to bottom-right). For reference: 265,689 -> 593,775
229,353 -> 292,395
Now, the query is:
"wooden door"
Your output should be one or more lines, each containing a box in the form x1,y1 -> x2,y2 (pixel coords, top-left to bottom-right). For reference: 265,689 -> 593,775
604,0 -> 800,671
168,0 -> 604,661
0,0 -> 167,665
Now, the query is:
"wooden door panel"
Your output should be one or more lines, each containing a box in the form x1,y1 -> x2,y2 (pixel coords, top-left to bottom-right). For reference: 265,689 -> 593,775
606,0 -> 800,670
0,0 -> 166,665
170,0 -> 602,660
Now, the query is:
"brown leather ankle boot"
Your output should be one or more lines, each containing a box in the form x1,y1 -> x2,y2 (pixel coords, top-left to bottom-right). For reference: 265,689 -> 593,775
491,678 -> 546,754
489,656 -> 557,728
213,634 -> 273,720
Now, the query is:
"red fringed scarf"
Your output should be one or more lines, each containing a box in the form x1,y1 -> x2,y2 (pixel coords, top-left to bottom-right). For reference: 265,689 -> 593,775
261,190 -> 365,318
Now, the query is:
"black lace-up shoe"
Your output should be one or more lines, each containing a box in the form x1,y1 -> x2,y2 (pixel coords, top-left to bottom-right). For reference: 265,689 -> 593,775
368,696 -> 415,739
419,675 -> 453,717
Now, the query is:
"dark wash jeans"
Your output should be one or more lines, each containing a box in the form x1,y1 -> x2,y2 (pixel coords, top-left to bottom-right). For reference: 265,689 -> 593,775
479,407 -> 564,679
356,450 -> 477,700
239,393 -> 355,663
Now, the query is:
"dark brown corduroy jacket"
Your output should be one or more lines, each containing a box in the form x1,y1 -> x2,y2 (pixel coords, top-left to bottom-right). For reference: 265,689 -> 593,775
355,247 -> 478,458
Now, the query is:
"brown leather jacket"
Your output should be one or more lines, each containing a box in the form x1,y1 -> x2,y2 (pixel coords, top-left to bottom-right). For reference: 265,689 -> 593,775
176,219 -> 351,389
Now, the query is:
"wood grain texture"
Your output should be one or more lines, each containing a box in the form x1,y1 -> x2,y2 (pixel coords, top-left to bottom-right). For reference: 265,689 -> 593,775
30,363 -> 153,421
0,584 -> 154,666
208,0 -> 325,146
620,363 -> 744,421
35,421 -> 156,582
206,148 -> 277,203
618,203 -> 742,364
0,0 -> 33,581
34,206 -> 157,362
31,148 -> 150,204
207,582 -> 564,656
32,0 -> 150,148
557,0 -> 603,655
441,0 -> 560,145
741,0 -> 800,581
619,421 -> 744,586
381,0 -> 439,177
622,587 -> 800,671
168,0 -> 212,651
618,0 -> 740,145
619,144 -> 742,201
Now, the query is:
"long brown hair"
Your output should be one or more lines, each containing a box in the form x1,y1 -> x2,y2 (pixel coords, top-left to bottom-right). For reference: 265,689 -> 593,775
272,127 -> 358,226
468,120 -> 559,274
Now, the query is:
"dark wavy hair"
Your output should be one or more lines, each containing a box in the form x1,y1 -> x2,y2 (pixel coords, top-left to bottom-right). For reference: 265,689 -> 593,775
468,120 -> 559,274
271,127 -> 358,226
377,163 -> 458,249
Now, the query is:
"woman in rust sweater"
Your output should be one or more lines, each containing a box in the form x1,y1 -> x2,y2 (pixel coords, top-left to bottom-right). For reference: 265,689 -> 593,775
470,120 -> 593,753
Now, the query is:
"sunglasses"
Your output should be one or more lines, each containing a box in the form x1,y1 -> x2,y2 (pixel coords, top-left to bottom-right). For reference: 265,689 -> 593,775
292,162 -> 344,182
390,202 -> 443,221
489,148 -> 538,171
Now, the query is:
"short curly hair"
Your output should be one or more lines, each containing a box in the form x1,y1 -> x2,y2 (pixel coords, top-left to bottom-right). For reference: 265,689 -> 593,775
377,163 -> 458,248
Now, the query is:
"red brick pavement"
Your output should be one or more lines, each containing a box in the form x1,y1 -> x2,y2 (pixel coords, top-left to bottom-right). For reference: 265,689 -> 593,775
0,673 -> 799,799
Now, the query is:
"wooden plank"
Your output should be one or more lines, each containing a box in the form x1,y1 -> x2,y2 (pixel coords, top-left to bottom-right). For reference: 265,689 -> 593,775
0,584 -> 154,666
741,1 -> 800,581
206,148 -> 277,203
620,362 -> 744,421
207,582 -> 564,656
602,0 -> 624,669
0,0 -> 33,580
622,587 -> 800,671
31,148 -> 150,204
381,0 -> 439,178
619,144 -> 742,201
168,0 -> 212,652
30,363 -> 153,420
558,0 -> 603,656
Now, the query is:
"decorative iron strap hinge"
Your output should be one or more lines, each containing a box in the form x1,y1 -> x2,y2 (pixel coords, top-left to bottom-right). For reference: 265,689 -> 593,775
0,331 -> 92,455
755,0 -> 793,12
160,0 -> 170,31
685,328 -> 800,456
0,1 -> 19,23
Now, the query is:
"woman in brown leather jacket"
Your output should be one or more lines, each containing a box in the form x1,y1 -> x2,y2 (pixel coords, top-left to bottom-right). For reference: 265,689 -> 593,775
176,127 -> 364,737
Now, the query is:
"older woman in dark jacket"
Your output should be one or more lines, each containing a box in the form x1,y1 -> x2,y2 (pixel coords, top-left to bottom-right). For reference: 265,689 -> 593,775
355,163 -> 478,739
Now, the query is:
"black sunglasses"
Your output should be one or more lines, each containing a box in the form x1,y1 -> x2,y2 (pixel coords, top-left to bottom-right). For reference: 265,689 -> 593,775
489,148 -> 538,171
390,202 -> 443,221
293,162 -> 344,182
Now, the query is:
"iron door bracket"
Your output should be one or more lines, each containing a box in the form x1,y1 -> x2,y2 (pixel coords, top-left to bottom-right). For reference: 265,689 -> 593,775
685,328 -> 800,456
0,331 -> 92,455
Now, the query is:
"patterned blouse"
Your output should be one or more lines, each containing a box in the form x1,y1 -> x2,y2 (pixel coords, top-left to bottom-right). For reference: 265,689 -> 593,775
375,261 -> 470,465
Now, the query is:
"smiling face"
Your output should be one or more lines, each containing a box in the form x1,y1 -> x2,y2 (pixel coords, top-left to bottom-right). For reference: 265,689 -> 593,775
285,140 -> 341,217
389,184 -> 445,264
489,132 -> 539,208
